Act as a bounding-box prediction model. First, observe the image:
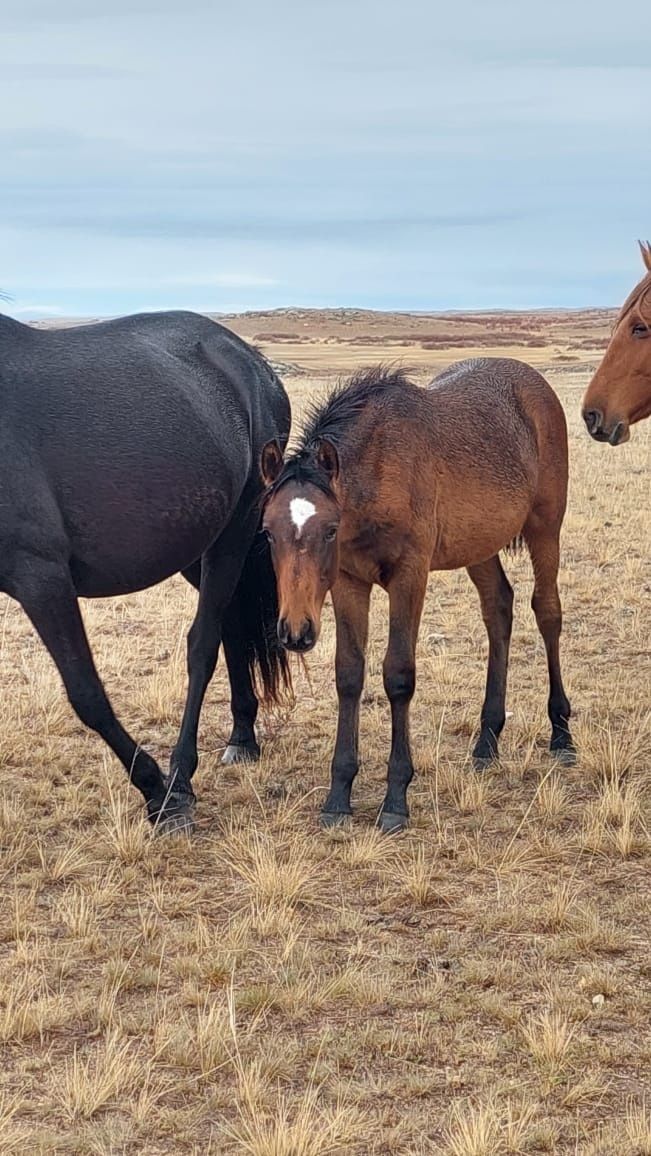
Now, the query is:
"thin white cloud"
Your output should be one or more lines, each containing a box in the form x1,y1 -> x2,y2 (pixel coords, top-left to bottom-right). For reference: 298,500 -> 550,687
10,303 -> 66,316
158,273 -> 280,288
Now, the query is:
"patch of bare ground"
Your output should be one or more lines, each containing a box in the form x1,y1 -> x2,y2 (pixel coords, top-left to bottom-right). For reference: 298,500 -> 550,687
0,315 -> 649,1153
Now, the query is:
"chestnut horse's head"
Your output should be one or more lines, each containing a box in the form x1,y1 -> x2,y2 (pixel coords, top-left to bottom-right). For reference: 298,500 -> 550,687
582,241 -> 651,445
260,438 -> 341,653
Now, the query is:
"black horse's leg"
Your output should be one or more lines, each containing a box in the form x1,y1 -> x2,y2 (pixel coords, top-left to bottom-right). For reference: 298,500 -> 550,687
181,560 -> 259,766
378,566 -> 428,833
467,556 -> 514,769
13,558 -> 186,829
524,519 -> 575,762
170,540 -> 251,798
321,573 -> 372,826
181,561 -> 202,591
221,612 -> 260,764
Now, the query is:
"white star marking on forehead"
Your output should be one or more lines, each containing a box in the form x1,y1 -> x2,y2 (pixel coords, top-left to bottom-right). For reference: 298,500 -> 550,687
290,497 -> 316,537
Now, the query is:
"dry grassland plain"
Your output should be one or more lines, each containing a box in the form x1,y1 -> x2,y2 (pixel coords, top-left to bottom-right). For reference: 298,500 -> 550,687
0,309 -> 649,1154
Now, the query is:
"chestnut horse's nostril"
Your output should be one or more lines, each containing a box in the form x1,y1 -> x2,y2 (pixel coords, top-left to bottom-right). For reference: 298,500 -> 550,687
583,409 -> 603,436
277,618 -> 289,646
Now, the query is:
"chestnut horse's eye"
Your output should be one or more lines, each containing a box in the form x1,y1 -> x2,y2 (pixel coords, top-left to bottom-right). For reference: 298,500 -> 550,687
324,526 -> 338,542
263,528 -> 275,544
632,322 -> 649,338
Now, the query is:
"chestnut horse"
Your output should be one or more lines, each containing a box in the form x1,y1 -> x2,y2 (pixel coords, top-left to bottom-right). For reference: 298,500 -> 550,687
261,361 -> 574,832
582,241 -> 651,444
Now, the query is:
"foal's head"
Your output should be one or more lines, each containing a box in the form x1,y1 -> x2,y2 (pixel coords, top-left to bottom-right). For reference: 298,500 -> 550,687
582,242 -> 651,444
261,439 -> 341,653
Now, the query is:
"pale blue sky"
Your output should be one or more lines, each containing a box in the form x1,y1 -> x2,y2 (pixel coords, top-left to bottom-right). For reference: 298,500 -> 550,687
2,0 -> 651,318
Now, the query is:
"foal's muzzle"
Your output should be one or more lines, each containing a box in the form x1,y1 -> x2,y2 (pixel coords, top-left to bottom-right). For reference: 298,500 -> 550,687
277,617 -> 317,653
582,408 -> 628,446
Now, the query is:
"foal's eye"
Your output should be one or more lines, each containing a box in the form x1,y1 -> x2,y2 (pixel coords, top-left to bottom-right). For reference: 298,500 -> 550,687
263,528 -> 275,544
632,322 -> 648,338
324,526 -> 338,542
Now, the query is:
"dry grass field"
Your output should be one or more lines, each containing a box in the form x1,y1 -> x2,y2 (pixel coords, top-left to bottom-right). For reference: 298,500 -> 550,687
0,310 -> 649,1154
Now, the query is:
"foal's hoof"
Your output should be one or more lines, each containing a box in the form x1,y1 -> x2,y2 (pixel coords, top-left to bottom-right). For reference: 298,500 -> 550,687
551,745 -> 577,767
221,743 -> 260,766
319,810 -> 352,829
377,811 -> 408,835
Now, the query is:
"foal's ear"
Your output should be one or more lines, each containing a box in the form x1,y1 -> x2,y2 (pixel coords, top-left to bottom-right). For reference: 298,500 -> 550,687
638,239 -> 651,273
315,438 -> 339,482
260,440 -> 284,486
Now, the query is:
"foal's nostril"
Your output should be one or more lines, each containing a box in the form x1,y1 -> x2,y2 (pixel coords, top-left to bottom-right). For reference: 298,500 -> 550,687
281,618 -> 317,652
583,409 -> 603,435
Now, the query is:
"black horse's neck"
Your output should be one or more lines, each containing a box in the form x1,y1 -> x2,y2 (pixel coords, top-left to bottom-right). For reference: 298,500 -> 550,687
0,313 -> 32,341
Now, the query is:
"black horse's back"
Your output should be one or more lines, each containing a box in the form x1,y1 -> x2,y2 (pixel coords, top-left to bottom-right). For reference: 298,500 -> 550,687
0,309 -> 291,830
0,310 -> 289,597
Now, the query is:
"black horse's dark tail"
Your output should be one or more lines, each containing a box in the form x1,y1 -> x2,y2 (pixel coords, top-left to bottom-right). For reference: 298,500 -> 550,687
229,532 -> 293,706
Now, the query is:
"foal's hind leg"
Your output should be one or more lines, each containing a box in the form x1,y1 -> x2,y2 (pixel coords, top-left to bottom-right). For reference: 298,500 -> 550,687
467,556 -> 514,769
181,562 -> 259,767
12,558 -> 183,830
523,518 -> 575,762
378,565 -> 428,833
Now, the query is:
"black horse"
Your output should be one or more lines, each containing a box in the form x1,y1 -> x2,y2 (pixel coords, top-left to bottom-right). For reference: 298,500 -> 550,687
0,309 -> 291,831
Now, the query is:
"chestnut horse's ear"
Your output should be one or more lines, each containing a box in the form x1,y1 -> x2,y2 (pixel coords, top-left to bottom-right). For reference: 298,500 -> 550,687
638,239 -> 651,273
316,438 -> 339,481
260,440 -> 284,486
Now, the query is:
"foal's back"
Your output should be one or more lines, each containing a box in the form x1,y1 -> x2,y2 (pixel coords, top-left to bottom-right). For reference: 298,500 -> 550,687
428,357 -> 566,463
350,357 -> 567,572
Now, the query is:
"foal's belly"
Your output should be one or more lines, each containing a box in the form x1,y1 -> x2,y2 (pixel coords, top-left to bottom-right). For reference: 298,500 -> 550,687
429,501 -> 530,571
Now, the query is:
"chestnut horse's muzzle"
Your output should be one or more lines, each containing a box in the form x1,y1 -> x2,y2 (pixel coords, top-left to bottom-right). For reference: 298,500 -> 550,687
582,408 -> 628,446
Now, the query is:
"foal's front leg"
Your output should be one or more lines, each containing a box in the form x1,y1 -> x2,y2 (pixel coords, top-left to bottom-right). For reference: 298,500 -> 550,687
379,566 -> 428,833
320,572 -> 371,827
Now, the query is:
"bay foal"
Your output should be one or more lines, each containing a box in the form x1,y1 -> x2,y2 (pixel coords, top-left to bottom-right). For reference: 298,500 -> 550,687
261,360 -> 574,832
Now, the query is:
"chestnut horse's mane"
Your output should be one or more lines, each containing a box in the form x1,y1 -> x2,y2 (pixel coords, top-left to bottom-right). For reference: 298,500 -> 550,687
266,366 -> 416,499
618,242 -> 651,323
618,273 -> 651,323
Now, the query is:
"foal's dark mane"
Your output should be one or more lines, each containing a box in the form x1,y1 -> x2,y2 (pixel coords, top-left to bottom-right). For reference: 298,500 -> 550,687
266,366 -> 414,499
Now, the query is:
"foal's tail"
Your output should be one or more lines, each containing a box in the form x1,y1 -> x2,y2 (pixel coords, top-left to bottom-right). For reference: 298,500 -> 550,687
230,532 -> 293,707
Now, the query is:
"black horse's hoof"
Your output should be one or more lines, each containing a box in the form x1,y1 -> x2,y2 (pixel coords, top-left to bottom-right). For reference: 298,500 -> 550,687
155,804 -> 196,837
377,811 -> 408,834
551,745 -> 577,767
149,787 -> 196,837
319,810 -> 352,829
221,743 -> 260,766
472,754 -> 496,773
